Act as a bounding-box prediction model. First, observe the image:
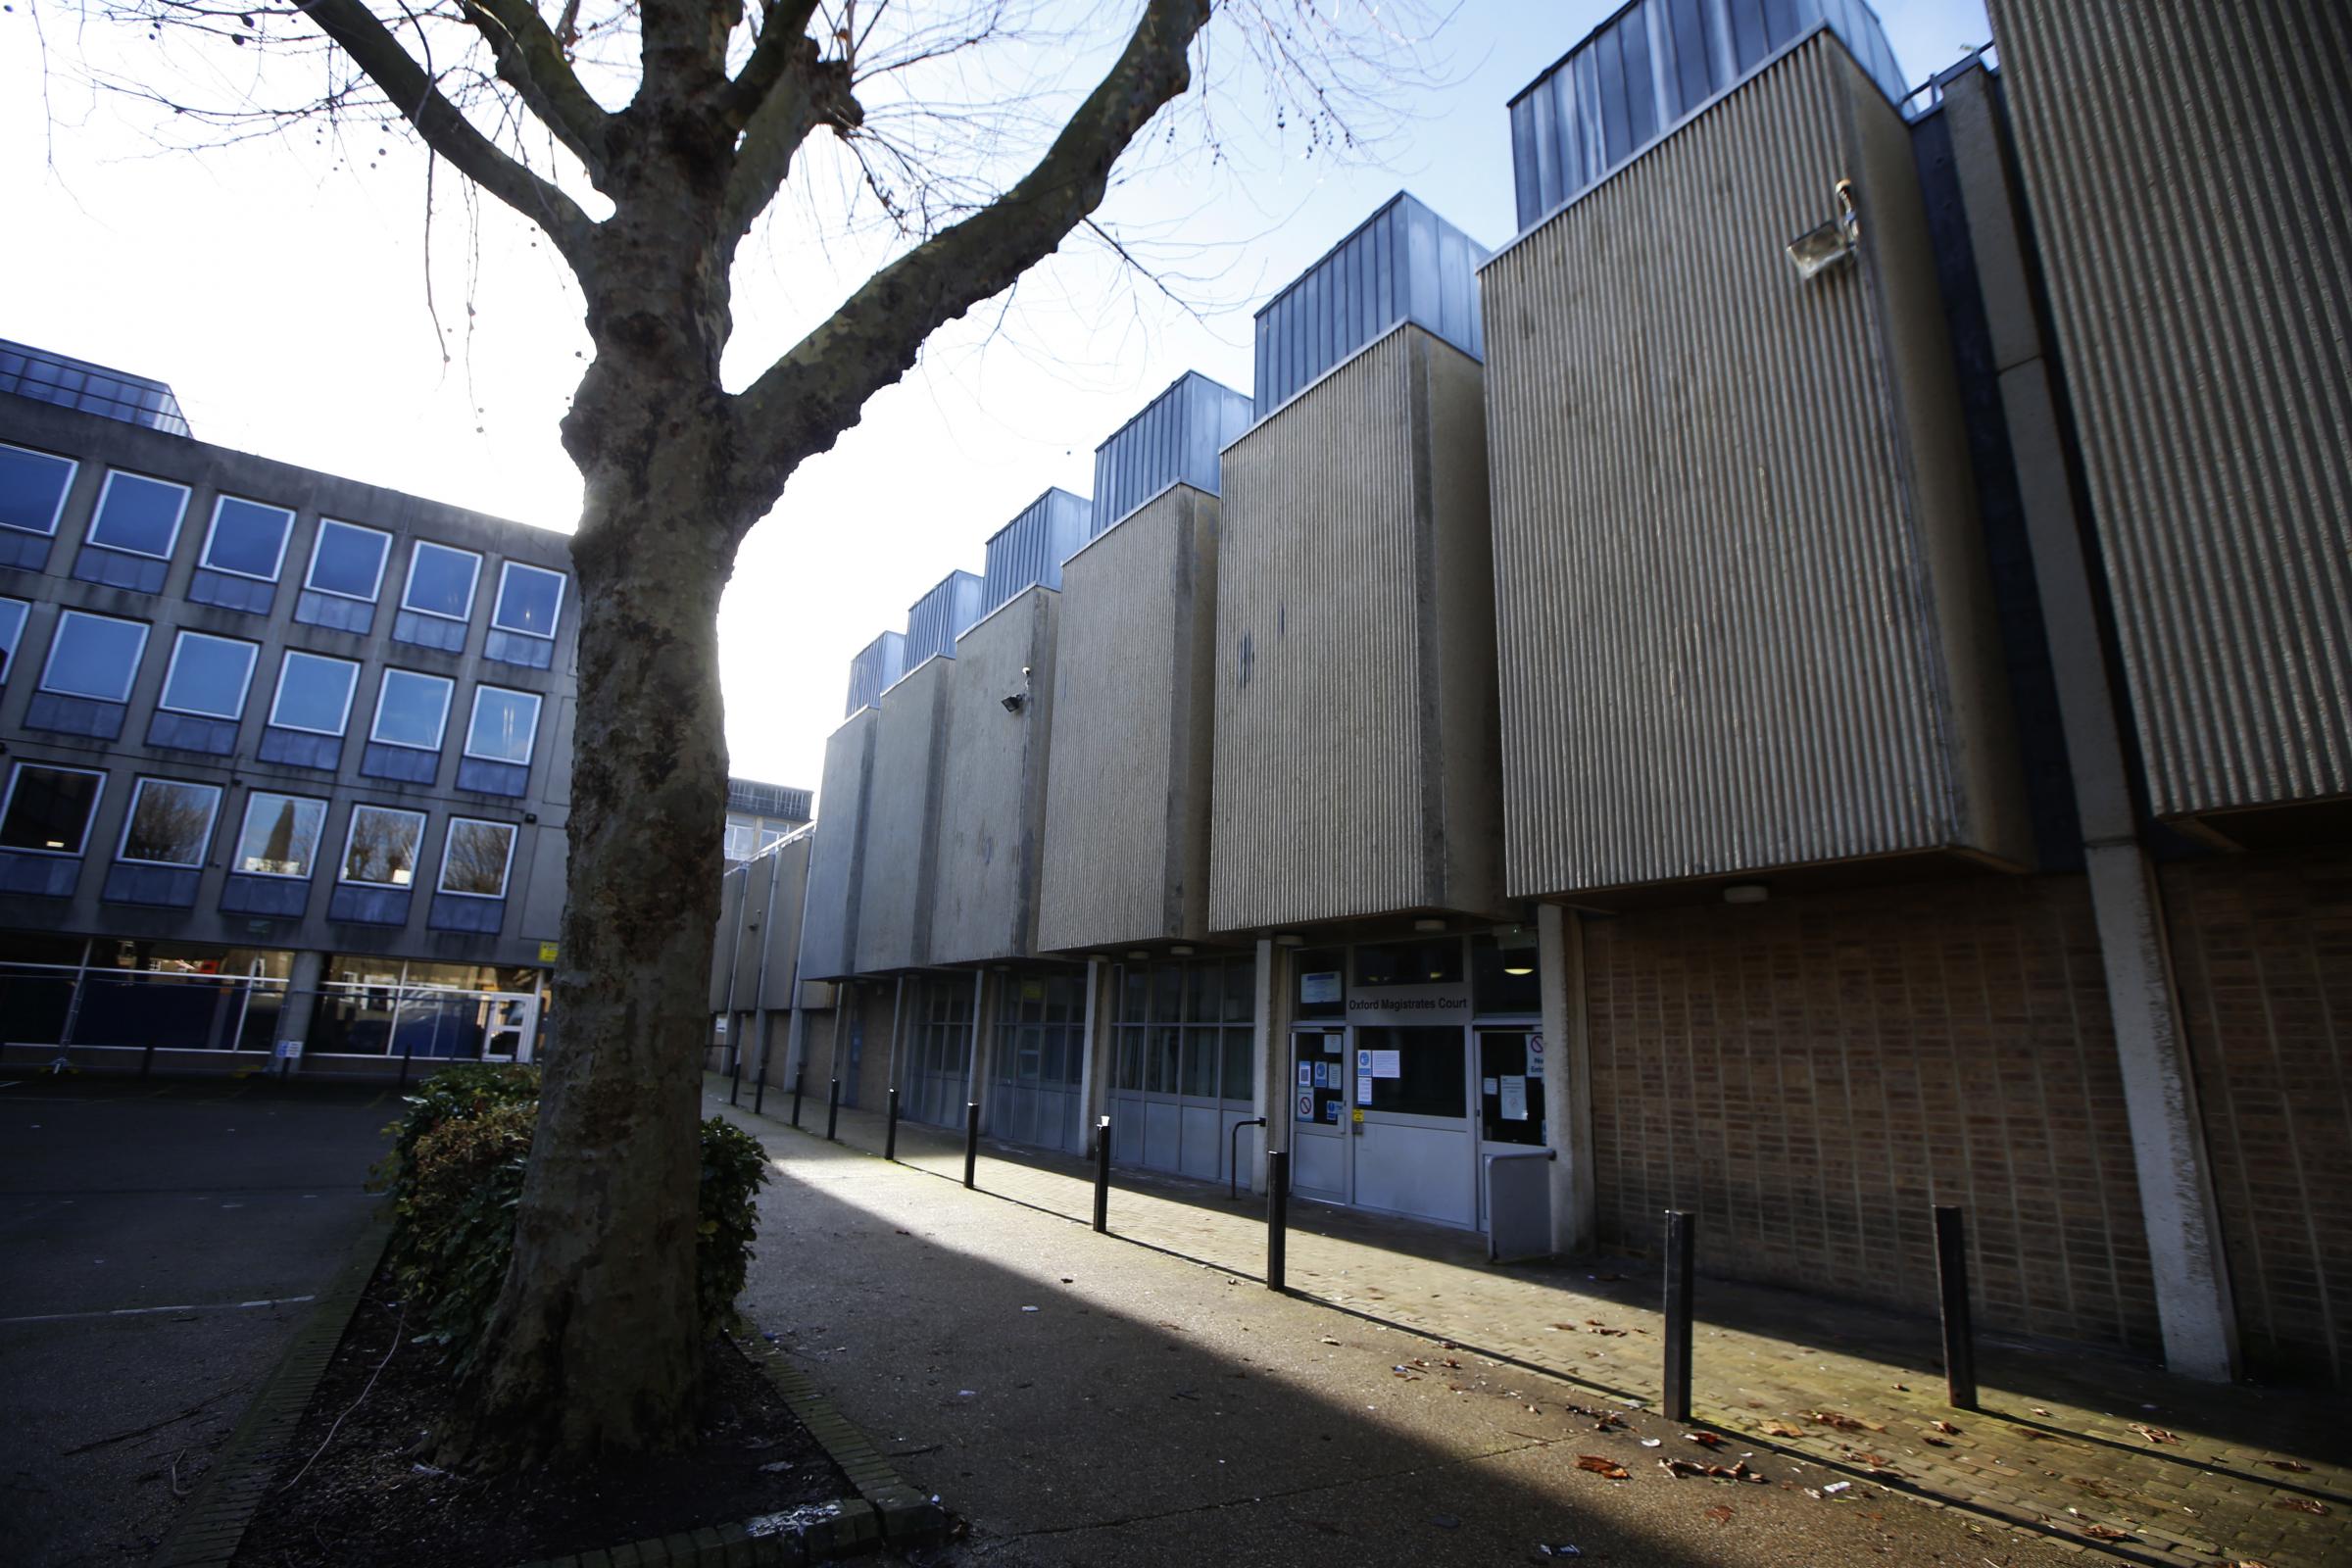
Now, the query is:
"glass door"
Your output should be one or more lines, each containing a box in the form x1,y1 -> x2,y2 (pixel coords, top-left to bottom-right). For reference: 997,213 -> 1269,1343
1473,1028 -> 1546,1229
1351,1025 -> 1478,1227
1288,1027 -> 1350,1202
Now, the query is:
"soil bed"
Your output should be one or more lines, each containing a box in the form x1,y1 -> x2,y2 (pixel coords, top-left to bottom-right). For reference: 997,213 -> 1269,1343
236,1271 -> 845,1568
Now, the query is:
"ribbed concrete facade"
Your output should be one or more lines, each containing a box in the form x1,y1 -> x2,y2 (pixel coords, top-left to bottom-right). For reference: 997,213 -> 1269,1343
1481,37 -> 2029,898
796,709 -> 874,980
710,830 -> 810,1013
1036,486 -> 1220,952
930,587 -> 1059,965
1209,323 -> 1500,932
853,657 -> 951,971
1987,0 -> 2352,821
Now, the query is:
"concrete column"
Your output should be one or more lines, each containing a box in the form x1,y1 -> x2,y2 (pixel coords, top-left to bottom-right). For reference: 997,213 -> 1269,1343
1537,904 -> 1596,1253
969,969 -> 1001,1132
1944,62 -> 2236,1381
1077,956 -> 1112,1155
276,950 -> 327,1074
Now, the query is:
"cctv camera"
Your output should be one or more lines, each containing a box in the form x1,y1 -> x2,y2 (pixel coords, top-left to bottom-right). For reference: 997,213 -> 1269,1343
1001,693 -> 1026,713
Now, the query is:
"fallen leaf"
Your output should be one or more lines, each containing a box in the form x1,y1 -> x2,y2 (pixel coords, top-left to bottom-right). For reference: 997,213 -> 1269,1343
1930,1419 -> 1961,1435
2262,1459 -> 2311,1473
1577,1455 -> 1631,1479
1704,1504 -> 1735,1524
2275,1497 -> 2328,1516
1762,1420 -> 1805,1438
2128,1423 -> 2180,1446
1686,1431 -> 1726,1448
2082,1524 -> 2132,1542
1923,1436 -> 1951,1447
2031,1406 -> 2052,1416
1806,1410 -> 1884,1434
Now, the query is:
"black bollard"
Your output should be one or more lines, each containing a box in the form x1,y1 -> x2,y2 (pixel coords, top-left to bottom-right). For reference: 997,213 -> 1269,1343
963,1102 -> 980,1189
885,1088 -> 901,1161
1663,1209 -> 1695,1423
1265,1149 -> 1290,1292
825,1076 -> 841,1142
791,1066 -> 805,1129
1935,1205 -> 1978,1409
1093,1116 -> 1112,1233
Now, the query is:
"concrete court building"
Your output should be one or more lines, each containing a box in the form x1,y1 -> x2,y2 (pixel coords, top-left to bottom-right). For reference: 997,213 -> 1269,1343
0,340 -> 577,1073
714,0 -> 2350,1386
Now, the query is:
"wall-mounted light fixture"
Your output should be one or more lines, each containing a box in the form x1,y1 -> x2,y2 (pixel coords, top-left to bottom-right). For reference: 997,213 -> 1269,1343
1169,944 -> 1196,956
1723,883 -> 1770,905
1786,178 -> 1859,280
1412,916 -> 1447,933
1273,933 -> 1302,948
1496,922 -> 1539,977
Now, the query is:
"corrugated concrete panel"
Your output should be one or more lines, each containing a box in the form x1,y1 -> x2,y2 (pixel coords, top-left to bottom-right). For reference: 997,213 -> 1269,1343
845,630 -> 906,715
1091,372 -> 1254,530
981,489 -> 1092,613
797,710 -> 876,980
710,863 -> 748,1011
1481,37 -> 2031,899
905,571 -> 983,667
1987,0 -> 2352,819
727,851 -> 774,1009
855,657 -> 951,970
754,830 -> 812,1010
930,588 -> 1061,965
1251,193 -> 1489,422
1209,324 -> 1501,932
1038,485 -> 1221,952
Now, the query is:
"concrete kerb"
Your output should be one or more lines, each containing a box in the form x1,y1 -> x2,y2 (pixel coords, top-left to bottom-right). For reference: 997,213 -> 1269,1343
148,1210 -> 395,1568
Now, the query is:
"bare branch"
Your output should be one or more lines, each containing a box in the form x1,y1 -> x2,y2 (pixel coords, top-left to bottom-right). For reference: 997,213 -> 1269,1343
718,30 -> 861,245
719,0 -> 824,127
729,0 -> 1210,518
291,0 -> 598,264
459,0 -> 612,182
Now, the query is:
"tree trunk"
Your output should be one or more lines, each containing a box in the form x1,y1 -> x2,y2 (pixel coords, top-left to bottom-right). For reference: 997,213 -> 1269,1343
440,360 -> 741,1466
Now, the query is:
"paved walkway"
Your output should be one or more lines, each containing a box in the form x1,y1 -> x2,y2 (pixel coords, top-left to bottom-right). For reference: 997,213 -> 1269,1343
712,1077 -> 2347,1568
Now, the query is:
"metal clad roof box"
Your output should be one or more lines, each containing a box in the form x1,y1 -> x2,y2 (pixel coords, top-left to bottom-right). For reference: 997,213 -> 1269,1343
844,630 -> 907,715
1091,371 -> 1253,530
1,337 -> 192,437
1989,0 -> 2352,818
981,488 -> 1093,612
905,570 -> 983,667
1507,0 -> 1907,234
1251,192 -> 1490,421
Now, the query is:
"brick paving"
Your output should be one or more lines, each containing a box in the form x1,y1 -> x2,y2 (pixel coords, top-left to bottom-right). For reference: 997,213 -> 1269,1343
711,1076 -> 2348,1567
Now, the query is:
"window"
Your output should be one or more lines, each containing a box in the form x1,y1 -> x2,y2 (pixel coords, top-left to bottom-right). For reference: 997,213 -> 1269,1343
39,611 -> 148,702
1354,937 -> 1463,987
438,817 -> 517,898
199,496 -> 294,581
340,805 -> 425,886
402,542 -> 481,620
1354,1026 -> 1467,1118
371,668 -> 454,750
233,792 -> 327,877
269,651 -> 360,734
159,631 -> 259,718
86,471 -> 189,558
306,519 -> 391,601
118,778 -> 221,866
1112,956 -> 1256,1102
723,818 -> 757,861
0,763 -> 104,854
0,443 -> 76,536
464,685 -> 542,763
491,562 -> 565,638
0,597 -> 26,683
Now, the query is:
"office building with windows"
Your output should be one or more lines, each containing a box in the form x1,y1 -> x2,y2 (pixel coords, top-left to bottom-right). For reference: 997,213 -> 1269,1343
723,777 -> 812,868
720,0 -> 2352,1389
0,341 -> 576,1073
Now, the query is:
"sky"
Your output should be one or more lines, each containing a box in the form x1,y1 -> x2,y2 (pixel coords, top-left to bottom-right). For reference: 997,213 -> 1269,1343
0,0 -> 1990,800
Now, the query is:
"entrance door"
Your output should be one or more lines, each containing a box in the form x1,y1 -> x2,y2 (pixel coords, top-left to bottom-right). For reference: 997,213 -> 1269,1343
483,993 -> 540,1062
1288,1027 -> 1350,1202
1351,1025 -> 1477,1227
1473,1029 -> 1546,1228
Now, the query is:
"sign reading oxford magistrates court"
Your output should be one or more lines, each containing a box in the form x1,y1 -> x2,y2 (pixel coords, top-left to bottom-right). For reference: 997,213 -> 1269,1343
1345,984 -> 1472,1026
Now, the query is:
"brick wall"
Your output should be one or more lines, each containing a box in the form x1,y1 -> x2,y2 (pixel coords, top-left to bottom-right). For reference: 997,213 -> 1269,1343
1584,873 -> 2163,1354
2163,848 -> 2352,1384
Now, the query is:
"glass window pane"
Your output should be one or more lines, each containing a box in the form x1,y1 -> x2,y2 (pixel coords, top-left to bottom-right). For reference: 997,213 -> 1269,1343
1187,964 -> 1219,1025
439,818 -> 516,897
1116,1026 -> 1143,1091
160,632 -> 257,717
1149,1026 -> 1180,1094
1224,958 -> 1253,1021
342,807 -> 423,886
1221,1027 -> 1253,1103
270,652 -> 358,735
40,612 -> 147,701
0,765 -> 103,853
1355,938 -> 1462,987
1180,1030 -> 1217,1098
493,563 -> 564,637
1151,964 -> 1181,1022
201,497 -> 293,580
372,669 -> 452,749
1294,947 -> 1346,1019
466,687 -> 541,763
88,471 -> 187,557
1117,965 -> 1144,1024
403,542 -> 481,619
1356,1026 -> 1467,1118
0,597 -> 26,684
234,793 -> 325,877
308,519 -> 390,601
120,779 -> 220,865
1471,931 -> 1543,1015
0,444 -> 75,536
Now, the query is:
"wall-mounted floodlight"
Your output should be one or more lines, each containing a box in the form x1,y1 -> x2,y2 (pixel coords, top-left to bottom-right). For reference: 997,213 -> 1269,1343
1787,178 -> 1859,280
1496,923 -> 1539,977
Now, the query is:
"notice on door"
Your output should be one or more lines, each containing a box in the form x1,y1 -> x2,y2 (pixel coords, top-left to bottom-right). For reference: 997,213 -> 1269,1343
1526,1033 -> 1545,1079
1368,1049 -> 1402,1078
1499,1075 -> 1529,1121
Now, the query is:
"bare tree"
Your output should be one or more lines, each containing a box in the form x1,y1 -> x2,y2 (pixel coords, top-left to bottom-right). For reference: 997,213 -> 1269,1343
54,0 -> 1440,1466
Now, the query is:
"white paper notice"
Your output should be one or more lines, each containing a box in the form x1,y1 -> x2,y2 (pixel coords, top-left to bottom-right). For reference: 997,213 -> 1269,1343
1370,1049 -> 1402,1079
1499,1075 -> 1528,1121
1482,1077 -> 1499,1096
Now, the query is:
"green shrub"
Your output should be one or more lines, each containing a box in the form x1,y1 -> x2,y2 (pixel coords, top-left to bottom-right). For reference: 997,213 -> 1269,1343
374,1067 -> 772,1374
